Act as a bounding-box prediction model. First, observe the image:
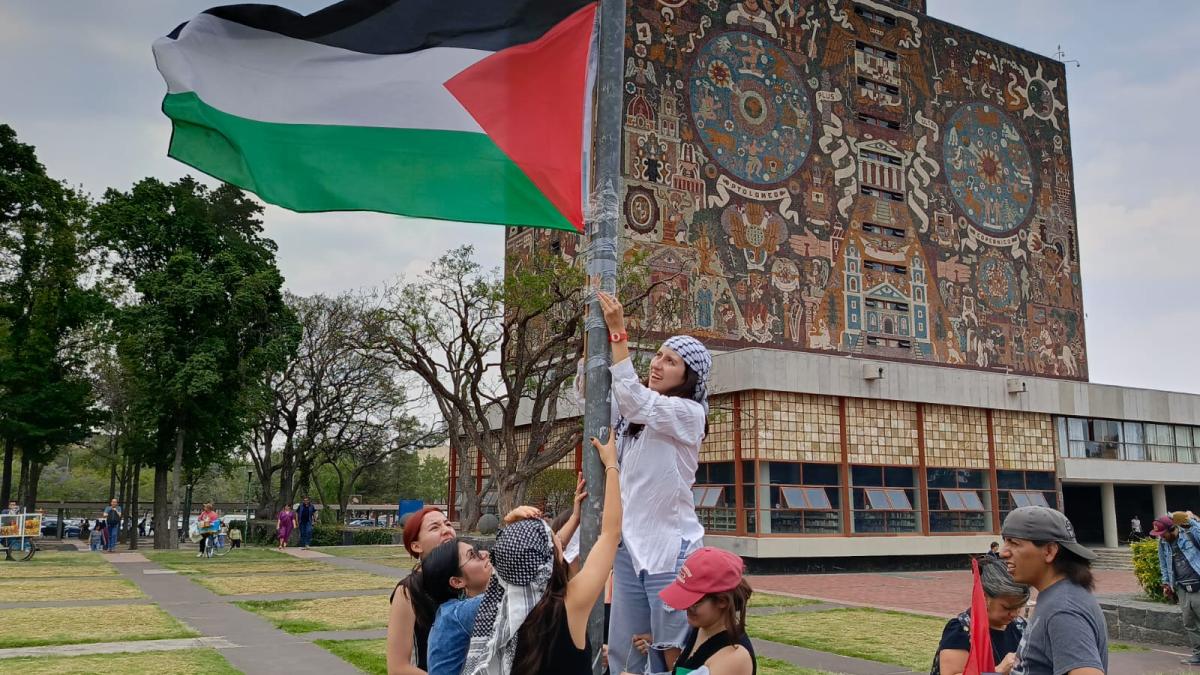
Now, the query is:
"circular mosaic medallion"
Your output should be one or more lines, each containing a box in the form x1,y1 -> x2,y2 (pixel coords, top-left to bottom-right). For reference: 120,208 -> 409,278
943,102 -> 1034,234
979,256 -> 1017,311
623,186 -> 659,234
688,31 -> 812,185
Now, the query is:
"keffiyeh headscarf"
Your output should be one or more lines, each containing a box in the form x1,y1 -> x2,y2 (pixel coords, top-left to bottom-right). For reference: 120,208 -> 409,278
663,335 -> 712,415
462,518 -> 556,675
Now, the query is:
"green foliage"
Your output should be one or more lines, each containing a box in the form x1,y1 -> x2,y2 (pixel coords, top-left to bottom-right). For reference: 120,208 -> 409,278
309,524 -> 400,547
93,176 -> 300,477
527,468 -> 577,513
0,124 -> 107,499
1131,538 -> 1169,603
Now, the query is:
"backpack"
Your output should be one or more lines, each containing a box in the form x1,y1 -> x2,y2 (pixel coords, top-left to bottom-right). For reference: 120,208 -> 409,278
106,508 -> 121,526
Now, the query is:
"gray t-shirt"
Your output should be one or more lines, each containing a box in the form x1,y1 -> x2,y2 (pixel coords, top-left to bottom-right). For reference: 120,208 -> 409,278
1013,579 -> 1108,675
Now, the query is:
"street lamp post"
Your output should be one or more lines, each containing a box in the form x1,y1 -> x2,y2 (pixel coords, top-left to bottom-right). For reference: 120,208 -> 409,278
245,469 -> 253,539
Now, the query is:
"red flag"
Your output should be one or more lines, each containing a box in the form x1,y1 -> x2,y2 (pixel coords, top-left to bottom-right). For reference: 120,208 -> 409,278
964,557 -> 996,675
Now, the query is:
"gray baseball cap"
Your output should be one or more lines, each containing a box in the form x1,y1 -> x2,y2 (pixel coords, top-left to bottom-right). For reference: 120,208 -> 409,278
1001,506 -> 1097,561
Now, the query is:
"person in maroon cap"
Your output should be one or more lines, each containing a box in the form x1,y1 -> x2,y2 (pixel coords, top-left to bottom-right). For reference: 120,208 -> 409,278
657,547 -> 756,675
1151,511 -> 1200,665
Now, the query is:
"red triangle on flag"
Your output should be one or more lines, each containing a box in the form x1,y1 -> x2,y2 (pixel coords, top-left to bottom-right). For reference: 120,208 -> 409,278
445,3 -> 597,233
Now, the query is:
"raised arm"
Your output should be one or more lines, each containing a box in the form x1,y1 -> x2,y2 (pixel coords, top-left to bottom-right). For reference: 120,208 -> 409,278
565,432 -> 622,647
556,473 -> 586,547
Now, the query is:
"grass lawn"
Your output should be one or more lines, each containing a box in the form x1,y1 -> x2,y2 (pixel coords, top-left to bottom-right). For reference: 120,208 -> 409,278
196,570 -> 395,596
759,657 -> 843,675
237,595 -> 390,633
748,608 -> 943,672
0,648 -> 240,674
750,593 -> 821,608
0,604 -> 197,648
10,551 -> 108,566
314,546 -> 415,570
1110,642 -> 1149,652
0,563 -> 118,578
144,547 -> 292,566
315,639 -> 386,675
167,560 -> 333,576
0,578 -> 143,602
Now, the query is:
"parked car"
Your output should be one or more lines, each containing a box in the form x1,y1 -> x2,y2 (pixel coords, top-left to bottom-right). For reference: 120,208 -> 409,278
39,518 -> 81,538
347,519 -> 377,527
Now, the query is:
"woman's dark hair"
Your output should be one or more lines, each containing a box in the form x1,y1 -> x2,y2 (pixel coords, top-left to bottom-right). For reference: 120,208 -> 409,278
511,551 -> 572,673
704,578 -> 753,647
420,538 -> 465,605
1033,540 -> 1096,592
549,509 -> 573,534
391,567 -> 436,670
625,363 -> 706,438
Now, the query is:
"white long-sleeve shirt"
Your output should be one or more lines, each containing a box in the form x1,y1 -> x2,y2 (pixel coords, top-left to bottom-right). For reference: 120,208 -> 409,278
578,358 -> 705,574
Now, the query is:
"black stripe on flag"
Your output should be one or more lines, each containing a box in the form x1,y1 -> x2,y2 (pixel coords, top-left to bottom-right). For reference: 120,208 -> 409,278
174,0 -> 594,54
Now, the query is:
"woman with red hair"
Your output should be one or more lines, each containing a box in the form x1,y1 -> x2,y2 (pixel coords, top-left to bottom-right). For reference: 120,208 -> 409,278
387,507 -> 456,674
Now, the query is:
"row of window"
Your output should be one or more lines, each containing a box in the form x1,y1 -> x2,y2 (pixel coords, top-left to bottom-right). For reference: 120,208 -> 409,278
857,112 -> 902,130
865,298 -> 909,312
856,41 -> 899,62
860,149 -> 903,167
861,222 -> 906,238
693,462 -> 1056,535
854,4 -> 897,27
865,335 -> 912,349
863,260 -> 908,274
861,185 -> 905,202
857,76 -> 901,97
1059,417 -> 1200,464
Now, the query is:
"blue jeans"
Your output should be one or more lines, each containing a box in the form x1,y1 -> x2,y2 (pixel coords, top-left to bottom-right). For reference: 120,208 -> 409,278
299,522 -> 314,547
608,540 -> 693,675
106,525 -> 119,551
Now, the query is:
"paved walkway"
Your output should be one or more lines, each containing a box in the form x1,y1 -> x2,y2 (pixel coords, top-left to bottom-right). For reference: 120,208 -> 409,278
0,636 -> 238,660
280,547 -> 410,578
111,556 -> 362,674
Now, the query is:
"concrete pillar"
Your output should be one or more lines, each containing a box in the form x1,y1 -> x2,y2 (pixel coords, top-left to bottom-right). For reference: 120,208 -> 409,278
1152,483 -> 1168,518
757,463 -> 772,534
1100,482 -> 1119,549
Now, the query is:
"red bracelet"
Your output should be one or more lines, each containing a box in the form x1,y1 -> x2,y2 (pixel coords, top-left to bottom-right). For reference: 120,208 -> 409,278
609,331 -> 628,343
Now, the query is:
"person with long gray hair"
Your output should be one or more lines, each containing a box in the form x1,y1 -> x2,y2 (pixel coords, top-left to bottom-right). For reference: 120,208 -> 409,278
931,555 -> 1030,675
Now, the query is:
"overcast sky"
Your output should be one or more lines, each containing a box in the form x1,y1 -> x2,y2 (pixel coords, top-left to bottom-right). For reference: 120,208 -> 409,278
1,1 -> 1196,394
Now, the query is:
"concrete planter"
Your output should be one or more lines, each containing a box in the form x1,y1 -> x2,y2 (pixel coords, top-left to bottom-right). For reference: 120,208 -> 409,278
1100,594 -> 1188,647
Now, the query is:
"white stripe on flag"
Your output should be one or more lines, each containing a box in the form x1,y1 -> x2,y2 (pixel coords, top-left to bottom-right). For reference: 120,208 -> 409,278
154,13 -> 489,133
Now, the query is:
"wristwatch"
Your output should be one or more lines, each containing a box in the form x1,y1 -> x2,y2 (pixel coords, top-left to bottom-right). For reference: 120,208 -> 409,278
609,331 -> 628,343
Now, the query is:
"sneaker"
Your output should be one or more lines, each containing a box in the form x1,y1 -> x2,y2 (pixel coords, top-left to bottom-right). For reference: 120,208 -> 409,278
196,552 -> 203,558
1181,655 -> 1200,665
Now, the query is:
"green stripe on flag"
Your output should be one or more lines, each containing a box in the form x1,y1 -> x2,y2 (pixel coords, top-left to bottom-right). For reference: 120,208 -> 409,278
162,92 -> 576,231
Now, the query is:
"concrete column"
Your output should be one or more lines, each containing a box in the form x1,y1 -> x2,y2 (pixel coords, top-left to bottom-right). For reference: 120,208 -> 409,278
757,463 -> 772,534
1100,482 -> 1119,549
1152,483 -> 1168,518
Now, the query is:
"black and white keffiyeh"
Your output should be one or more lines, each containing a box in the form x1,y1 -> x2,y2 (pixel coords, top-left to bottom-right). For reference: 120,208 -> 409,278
461,518 -> 555,675
662,334 -> 711,415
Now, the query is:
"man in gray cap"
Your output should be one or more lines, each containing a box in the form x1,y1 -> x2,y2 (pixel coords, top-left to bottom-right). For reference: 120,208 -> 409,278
1000,505 -> 1107,675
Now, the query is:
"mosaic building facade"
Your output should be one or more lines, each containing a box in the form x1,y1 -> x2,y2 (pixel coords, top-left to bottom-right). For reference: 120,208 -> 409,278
614,0 -> 1085,379
472,0 -> 1200,558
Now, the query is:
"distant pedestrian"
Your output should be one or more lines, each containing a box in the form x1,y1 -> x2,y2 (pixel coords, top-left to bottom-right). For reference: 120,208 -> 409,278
1000,506 -> 1106,675
297,495 -> 317,549
91,516 -> 107,552
229,525 -> 243,549
1151,511 -> 1200,665
138,517 -> 146,537
931,555 -> 1028,675
276,504 -> 298,550
196,503 -> 219,558
1130,515 -> 1143,542
103,499 -> 122,552
987,541 -> 1001,558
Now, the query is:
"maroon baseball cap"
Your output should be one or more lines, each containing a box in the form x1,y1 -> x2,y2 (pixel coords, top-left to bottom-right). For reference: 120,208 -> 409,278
659,547 -> 745,610
1149,515 -> 1175,538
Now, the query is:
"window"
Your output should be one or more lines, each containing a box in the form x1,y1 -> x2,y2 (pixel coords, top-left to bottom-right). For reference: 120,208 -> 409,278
1176,426 -> 1196,463
1147,423 -> 1176,462
768,462 -> 841,534
860,149 -> 902,166
694,462 -> 735,532
854,4 -> 897,27
862,222 -> 906,238
928,468 -> 989,533
997,470 -> 1056,521
852,465 -> 918,533
862,260 -> 908,274
857,76 -> 900,97
856,41 -> 899,62
860,185 -> 905,202
857,112 -> 901,130
1122,421 -> 1145,460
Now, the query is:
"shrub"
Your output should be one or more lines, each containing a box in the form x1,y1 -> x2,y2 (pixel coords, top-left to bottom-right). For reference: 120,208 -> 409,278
309,524 -> 402,546
1131,538 -> 1169,603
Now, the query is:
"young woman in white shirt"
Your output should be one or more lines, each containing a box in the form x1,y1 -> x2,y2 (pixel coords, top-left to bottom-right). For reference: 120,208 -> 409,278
591,291 -> 711,675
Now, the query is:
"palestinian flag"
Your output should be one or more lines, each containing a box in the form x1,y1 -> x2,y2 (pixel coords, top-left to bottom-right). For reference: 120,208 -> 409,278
153,0 -> 597,233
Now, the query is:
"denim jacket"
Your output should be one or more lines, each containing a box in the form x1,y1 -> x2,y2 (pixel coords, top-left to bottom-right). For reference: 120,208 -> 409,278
1159,518 -> 1200,587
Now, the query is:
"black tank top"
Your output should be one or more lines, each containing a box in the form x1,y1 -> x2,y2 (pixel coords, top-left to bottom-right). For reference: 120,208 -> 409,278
674,627 -> 757,674
515,616 -> 591,675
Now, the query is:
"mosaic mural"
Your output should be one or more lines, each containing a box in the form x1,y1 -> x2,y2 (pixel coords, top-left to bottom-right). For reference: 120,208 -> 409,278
608,0 -> 1087,379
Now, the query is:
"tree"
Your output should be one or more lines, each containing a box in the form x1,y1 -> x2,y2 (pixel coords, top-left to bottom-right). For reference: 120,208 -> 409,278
94,177 -> 299,548
361,245 -> 661,528
0,124 -> 105,509
414,455 -> 448,504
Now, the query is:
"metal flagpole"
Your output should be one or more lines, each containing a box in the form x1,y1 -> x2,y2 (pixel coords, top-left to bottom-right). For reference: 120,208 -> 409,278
581,0 -> 626,672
